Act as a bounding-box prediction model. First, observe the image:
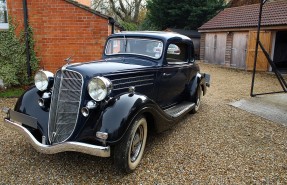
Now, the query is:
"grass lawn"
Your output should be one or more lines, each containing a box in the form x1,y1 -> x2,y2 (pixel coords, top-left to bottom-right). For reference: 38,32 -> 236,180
0,87 -> 25,98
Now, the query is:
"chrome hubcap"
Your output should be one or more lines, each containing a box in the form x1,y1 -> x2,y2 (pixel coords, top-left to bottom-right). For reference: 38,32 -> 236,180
195,90 -> 202,110
196,97 -> 200,107
130,125 -> 144,162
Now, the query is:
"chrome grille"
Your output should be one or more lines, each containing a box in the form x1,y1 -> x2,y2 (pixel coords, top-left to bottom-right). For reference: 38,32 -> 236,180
48,70 -> 83,144
111,74 -> 154,91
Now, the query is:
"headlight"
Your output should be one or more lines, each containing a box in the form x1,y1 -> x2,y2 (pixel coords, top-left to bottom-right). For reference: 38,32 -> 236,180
34,70 -> 54,91
88,76 -> 113,101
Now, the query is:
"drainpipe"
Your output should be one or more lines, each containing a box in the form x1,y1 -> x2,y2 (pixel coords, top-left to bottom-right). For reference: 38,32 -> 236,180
23,0 -> 31,77
108,17 -> 115,34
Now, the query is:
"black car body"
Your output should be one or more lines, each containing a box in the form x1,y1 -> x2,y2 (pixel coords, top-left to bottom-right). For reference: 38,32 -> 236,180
4,31 -> 210,172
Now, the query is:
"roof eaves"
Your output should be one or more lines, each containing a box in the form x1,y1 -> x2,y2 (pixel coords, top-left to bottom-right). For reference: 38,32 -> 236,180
199,22 -> 287,31
198,24 -> 287,33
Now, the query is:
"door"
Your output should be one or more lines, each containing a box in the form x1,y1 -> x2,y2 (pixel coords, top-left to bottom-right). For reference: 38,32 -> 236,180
157,63 -> 192,107
215,33 -> 227,65
246,31 -> 272,71
204,33 -> 227,65
231,32 -> 248,69
204,34 -> 215,64
157,43 -> 192,108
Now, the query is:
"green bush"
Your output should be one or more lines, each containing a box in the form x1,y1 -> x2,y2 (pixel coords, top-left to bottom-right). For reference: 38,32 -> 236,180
120,21 -> 138,31
0,19 -> 39,87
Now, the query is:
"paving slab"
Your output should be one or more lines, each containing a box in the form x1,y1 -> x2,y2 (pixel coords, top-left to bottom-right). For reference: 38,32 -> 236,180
230,94 -> 287,125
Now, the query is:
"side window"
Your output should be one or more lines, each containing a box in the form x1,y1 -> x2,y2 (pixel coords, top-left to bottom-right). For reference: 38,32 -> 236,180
0,0 -> 8,30
166,43 -> 188,64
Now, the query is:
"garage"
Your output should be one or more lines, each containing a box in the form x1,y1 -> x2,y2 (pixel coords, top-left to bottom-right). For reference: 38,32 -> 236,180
199,1 -> 287,72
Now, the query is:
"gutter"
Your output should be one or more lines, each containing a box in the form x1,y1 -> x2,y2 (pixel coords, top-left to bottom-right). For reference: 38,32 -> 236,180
109,17 -> 115,34
23,0 -> 31,77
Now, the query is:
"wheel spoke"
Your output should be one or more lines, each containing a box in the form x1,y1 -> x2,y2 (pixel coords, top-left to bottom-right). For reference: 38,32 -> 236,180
133,134 -> 141,147
130,125 -> 144,162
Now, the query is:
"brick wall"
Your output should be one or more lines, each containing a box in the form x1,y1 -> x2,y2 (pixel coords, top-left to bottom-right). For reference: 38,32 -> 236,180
6,1 -> 24,35
7,0 -> 111,72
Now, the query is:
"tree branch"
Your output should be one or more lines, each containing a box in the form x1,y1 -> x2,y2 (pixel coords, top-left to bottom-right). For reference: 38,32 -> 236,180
109,0 -> 125,21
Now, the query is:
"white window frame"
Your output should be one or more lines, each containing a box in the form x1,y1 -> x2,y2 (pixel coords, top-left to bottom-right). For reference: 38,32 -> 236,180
0,0 -> 8,30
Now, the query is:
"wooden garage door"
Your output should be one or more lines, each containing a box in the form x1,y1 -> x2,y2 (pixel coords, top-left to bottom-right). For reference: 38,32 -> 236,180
246,31 -> 272,71
204,33 -> 226,65
204,34 -> 215,64
231,32 -> 248,69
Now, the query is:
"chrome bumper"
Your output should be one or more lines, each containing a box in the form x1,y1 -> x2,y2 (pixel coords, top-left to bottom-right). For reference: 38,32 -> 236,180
4,118 -> 110,158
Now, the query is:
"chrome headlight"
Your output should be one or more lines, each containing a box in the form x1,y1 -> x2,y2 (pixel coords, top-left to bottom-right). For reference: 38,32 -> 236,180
88,76 -> 113,101
34,70 -> 54,91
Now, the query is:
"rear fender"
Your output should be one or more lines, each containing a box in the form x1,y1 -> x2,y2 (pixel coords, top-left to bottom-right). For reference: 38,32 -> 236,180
188,73 -> 202,100
189,73 -> 209,99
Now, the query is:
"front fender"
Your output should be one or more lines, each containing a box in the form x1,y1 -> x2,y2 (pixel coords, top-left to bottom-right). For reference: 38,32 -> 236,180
96,93 -> 152,144
13,86 -> 49,137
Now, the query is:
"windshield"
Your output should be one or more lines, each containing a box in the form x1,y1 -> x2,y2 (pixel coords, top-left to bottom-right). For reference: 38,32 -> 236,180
105,38 -> 163,59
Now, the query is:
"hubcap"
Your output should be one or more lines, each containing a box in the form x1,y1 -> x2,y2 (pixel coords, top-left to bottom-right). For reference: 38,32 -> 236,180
130,125 -> 144,162
195,89 -> 202,111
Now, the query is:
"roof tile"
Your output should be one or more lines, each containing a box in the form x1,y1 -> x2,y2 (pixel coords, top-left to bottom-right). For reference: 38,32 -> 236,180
199,0 -> 287,30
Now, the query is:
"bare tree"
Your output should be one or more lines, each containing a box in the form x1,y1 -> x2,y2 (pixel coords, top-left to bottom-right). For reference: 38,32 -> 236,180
92,0 -> 145,24
91,0 -> 110,14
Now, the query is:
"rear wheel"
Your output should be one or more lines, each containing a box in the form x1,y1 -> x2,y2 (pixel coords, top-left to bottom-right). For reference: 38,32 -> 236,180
190,86 -> 202,114
114,116 -> 147,173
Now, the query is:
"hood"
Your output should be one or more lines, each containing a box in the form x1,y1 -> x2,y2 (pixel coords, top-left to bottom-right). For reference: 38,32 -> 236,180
65,57 -> 158,78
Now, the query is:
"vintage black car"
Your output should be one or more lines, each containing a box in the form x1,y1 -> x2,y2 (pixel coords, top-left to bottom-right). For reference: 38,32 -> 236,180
4,31 -> 210,173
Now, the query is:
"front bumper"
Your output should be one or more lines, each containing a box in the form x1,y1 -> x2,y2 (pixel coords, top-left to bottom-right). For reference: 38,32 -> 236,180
4,110 -> 110,158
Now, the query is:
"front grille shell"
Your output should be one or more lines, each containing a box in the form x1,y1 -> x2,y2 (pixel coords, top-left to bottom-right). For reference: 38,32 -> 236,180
48,70 -> 83,144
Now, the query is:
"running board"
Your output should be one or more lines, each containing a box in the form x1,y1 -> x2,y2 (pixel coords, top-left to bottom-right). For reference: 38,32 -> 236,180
164,102 -> 195,118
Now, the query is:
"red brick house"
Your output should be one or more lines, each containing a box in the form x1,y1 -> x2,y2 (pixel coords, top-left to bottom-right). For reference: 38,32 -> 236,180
199,0 -> 287,72
1,0 -> 121,72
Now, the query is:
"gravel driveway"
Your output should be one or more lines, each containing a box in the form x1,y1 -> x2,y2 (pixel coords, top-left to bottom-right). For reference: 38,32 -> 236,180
1,63 -> 287,184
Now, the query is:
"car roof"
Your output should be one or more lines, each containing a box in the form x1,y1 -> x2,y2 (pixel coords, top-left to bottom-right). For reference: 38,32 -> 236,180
108,31 -> 192,42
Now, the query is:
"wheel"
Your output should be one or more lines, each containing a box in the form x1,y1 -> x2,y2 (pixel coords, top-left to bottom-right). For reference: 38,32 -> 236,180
190,86 -> 202,114
114,116 -> 148,173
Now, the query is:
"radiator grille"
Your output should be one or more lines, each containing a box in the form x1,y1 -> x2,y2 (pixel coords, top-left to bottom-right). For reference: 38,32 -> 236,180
48,70 -> 83,144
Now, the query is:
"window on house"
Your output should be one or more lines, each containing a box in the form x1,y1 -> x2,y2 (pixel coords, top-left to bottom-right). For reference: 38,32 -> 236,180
0,0 -> 8,29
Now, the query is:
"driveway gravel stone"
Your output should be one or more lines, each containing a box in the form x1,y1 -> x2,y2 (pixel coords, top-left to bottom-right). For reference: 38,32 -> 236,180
1,62 -> 287,184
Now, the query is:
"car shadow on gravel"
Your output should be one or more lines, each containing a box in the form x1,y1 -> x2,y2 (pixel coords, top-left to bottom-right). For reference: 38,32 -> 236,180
36,113 -> 195,175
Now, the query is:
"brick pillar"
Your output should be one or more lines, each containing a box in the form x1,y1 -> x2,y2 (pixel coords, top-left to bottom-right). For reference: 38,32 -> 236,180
199,33 -> 205,60
225,32 -> 233,67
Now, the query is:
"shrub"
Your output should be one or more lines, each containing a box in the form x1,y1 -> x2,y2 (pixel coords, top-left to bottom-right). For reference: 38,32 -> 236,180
0,19 -> 39,87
